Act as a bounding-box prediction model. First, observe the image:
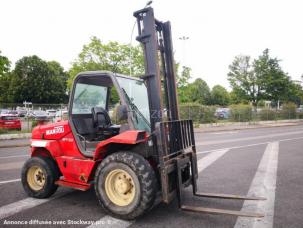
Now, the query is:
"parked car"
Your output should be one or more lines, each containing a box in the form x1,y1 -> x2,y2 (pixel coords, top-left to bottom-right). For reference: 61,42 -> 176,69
26,110 -> 34,118
0,115 -> 21,130
0,109 -> 10,115
214,108 -> 230,119
7,110 -> 19,117
297,107 -> 303,113
46,109 -> 57,118
16,109 -> 28,117
32,110 -> 48,120
54,110 -> 68,122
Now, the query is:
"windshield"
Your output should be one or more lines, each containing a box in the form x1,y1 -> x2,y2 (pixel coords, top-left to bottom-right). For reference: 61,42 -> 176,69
116,76 -> 150,132
72,83 -> 108,114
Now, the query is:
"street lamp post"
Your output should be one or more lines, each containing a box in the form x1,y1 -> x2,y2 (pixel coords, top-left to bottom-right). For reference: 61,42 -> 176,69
179,36 -> 189,67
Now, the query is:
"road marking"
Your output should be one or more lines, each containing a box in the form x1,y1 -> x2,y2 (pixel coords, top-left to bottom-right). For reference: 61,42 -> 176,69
88,149 -> 230,228
0,179 -> 21,185
0,190 -> 72,220
234,142 -> 279,228
87,216 -> 131,228
0,155 -> 29,159
210,131 -> 239,135
196,130 -> 303,146
197,149 -> 229,172
196,135 -> 303,155
0,161 -> 25,171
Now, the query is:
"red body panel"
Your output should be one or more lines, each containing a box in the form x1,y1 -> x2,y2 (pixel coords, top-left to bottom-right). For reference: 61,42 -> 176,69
55,156 -> 97,183
0,115 -> 21,130
30,121 -> 148,188
94,130 -> 147,159
32,121 -> 71,140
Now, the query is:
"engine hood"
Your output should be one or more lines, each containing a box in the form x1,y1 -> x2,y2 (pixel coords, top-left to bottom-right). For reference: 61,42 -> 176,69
32,120 -> 71,140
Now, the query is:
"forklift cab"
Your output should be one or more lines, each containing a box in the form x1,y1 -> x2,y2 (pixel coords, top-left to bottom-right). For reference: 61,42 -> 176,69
68,71 -> 151,156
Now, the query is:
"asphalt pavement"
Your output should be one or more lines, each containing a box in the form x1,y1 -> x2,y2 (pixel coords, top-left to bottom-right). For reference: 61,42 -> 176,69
0,125 -> 302,228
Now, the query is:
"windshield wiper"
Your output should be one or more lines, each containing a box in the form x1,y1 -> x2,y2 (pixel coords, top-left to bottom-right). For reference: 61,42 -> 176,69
74,85 -> 89,102
121,88 -> 151,128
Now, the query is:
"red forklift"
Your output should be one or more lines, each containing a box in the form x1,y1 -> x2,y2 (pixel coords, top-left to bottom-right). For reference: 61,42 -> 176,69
21,7 -> 264,220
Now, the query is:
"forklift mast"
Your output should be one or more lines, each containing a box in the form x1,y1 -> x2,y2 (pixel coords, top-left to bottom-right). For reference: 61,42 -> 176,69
134,7 -> 179,132
134,7 -> 266,218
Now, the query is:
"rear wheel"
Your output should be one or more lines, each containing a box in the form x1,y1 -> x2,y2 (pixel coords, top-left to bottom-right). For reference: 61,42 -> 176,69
95,152 -> 157,220
21,156 -> 60,198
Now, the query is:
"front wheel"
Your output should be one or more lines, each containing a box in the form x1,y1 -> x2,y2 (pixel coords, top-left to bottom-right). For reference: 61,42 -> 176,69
21,156 -> 60,198
95,152 -> 157,220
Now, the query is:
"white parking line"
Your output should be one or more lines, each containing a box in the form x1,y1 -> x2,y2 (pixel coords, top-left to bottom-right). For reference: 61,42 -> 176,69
196,130 -> 303,146
196,135 -> 303,155
0,179 -> 21,185
87,148 -> 230,228
234,142 -> 279,228
0,161 -> 25,171
210,131 -> 239,135
0,190 -> 71,220
197,149 -> 229,172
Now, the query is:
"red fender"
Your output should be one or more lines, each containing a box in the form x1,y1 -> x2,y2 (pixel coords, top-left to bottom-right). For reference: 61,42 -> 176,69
31,139 -> 62,157
94,130 -> 148,160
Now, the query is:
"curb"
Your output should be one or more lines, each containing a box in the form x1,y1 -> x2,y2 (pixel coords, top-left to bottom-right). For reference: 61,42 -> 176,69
195,119 -> 303,133
0,133 -> 32,140
0,119 -> 302,140
0,143 -> 30,149
199,119 -> 303,128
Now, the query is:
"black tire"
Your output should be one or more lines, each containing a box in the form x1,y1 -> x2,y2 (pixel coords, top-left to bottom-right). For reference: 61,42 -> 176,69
21,156 -> 60,198
95,152 -> 157,220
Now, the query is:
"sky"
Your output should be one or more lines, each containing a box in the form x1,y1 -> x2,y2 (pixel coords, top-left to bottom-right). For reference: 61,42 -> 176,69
1,0 -> 303,89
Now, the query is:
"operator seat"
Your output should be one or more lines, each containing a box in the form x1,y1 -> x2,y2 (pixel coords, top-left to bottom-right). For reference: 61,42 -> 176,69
92,107 -> 112,130
91,107 -> 119,138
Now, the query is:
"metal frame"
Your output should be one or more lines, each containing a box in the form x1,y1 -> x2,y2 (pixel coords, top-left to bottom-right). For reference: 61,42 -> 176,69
134,7 -> 180,125
155,120 -> 196,203
134,7 -> 266,217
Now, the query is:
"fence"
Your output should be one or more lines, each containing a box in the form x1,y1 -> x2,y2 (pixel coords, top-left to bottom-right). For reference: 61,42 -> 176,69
179,103 -> 303,124
1,103 -> 303,134
0,103 -> 68,134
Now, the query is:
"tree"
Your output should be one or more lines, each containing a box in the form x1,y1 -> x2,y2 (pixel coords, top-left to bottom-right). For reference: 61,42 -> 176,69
46,61 -> 69,103
177,66 -> 192,103
188,78 -> 211,105
68,37 -> 144,89
177,66 -> 191,88
228,49 -> 295,107
287,81 -> 303,105
210,85 -> 230,106
0,51 -> 10,77
0,51 -> 11,102
228,55 -> 260,106
253,49 -> 290,106
229,89 -> 249,104
9,56 -> 68,103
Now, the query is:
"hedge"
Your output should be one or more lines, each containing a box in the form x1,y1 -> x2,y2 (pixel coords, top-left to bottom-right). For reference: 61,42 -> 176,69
259,108 -> 277,121
229,104 -> 253,122
179,103 -> 216,123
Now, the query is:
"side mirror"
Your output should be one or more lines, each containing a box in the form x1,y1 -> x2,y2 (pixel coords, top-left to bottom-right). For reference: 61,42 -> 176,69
116,105 -> 128,121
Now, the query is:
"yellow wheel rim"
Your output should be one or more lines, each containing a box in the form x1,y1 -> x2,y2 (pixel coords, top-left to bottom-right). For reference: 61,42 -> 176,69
27,166 -> 46,191
105,169 -> 136,206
